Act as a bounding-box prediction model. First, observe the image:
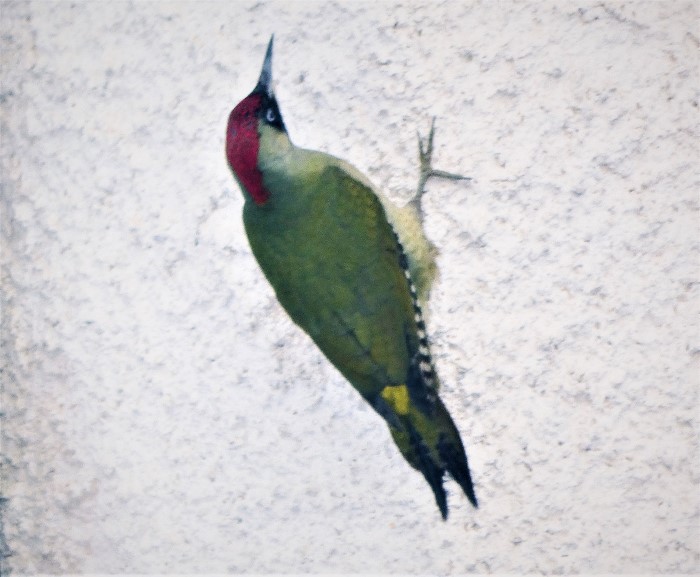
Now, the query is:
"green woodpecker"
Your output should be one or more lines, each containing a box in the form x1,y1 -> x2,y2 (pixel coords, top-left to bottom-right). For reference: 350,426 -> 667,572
225,36 -> 477,519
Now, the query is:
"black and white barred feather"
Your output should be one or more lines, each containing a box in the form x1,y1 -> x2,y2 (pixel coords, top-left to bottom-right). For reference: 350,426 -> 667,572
392,229 -> 438,393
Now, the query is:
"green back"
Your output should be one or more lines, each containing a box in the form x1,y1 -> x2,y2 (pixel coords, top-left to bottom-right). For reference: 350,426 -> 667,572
244,145 -> 417,399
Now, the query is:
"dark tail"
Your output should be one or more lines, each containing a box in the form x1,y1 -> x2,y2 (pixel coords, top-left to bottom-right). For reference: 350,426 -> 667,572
408,424 -> 450,519
438,399 -> 478,512
438,427 -> 478,509
396,396 -> 477,519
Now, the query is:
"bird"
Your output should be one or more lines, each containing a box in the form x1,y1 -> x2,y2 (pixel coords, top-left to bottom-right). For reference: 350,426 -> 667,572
225,35 -> 477,519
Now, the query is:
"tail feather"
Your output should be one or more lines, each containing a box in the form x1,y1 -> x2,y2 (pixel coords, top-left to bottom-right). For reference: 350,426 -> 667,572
434,397 -> 478,509
385,399 -> 477,518
408,424 -> 449,519
438,432 -> 478,508
378,383 -> 477,518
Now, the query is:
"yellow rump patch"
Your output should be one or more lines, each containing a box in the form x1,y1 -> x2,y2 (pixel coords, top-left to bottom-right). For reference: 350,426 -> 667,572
381,384 -> 410,415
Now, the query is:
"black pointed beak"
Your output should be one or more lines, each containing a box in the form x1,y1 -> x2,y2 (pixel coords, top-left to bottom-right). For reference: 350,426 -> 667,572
255,35 -> 274,96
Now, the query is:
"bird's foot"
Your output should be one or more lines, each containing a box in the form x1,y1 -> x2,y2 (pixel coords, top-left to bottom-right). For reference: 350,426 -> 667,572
411,117 -> 470,217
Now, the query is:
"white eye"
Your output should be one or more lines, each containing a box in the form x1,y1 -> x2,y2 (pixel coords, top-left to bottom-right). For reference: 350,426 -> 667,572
266,108 -> 276,122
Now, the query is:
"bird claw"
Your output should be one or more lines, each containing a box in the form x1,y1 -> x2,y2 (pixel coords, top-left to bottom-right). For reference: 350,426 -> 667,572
412,117 -> 470,216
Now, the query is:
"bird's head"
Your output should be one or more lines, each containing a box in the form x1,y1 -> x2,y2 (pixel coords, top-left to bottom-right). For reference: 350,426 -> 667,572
226,35 -> 287,205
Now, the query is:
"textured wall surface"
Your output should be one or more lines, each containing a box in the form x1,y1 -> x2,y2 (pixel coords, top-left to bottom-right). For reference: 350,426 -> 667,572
1,0 -> 698,574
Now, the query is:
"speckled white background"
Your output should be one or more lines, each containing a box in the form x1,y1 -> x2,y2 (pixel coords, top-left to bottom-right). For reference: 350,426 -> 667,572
1,0 -> 698,574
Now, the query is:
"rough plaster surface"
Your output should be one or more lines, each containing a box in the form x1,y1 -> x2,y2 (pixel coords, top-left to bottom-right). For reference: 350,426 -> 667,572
1,0 -> 698,574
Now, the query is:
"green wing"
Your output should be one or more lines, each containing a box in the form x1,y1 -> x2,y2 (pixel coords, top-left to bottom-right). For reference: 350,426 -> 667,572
244,161 -> 415,400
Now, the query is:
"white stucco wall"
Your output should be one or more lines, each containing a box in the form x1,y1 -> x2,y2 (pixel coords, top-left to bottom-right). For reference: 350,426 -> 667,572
1,0 -> 698,573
